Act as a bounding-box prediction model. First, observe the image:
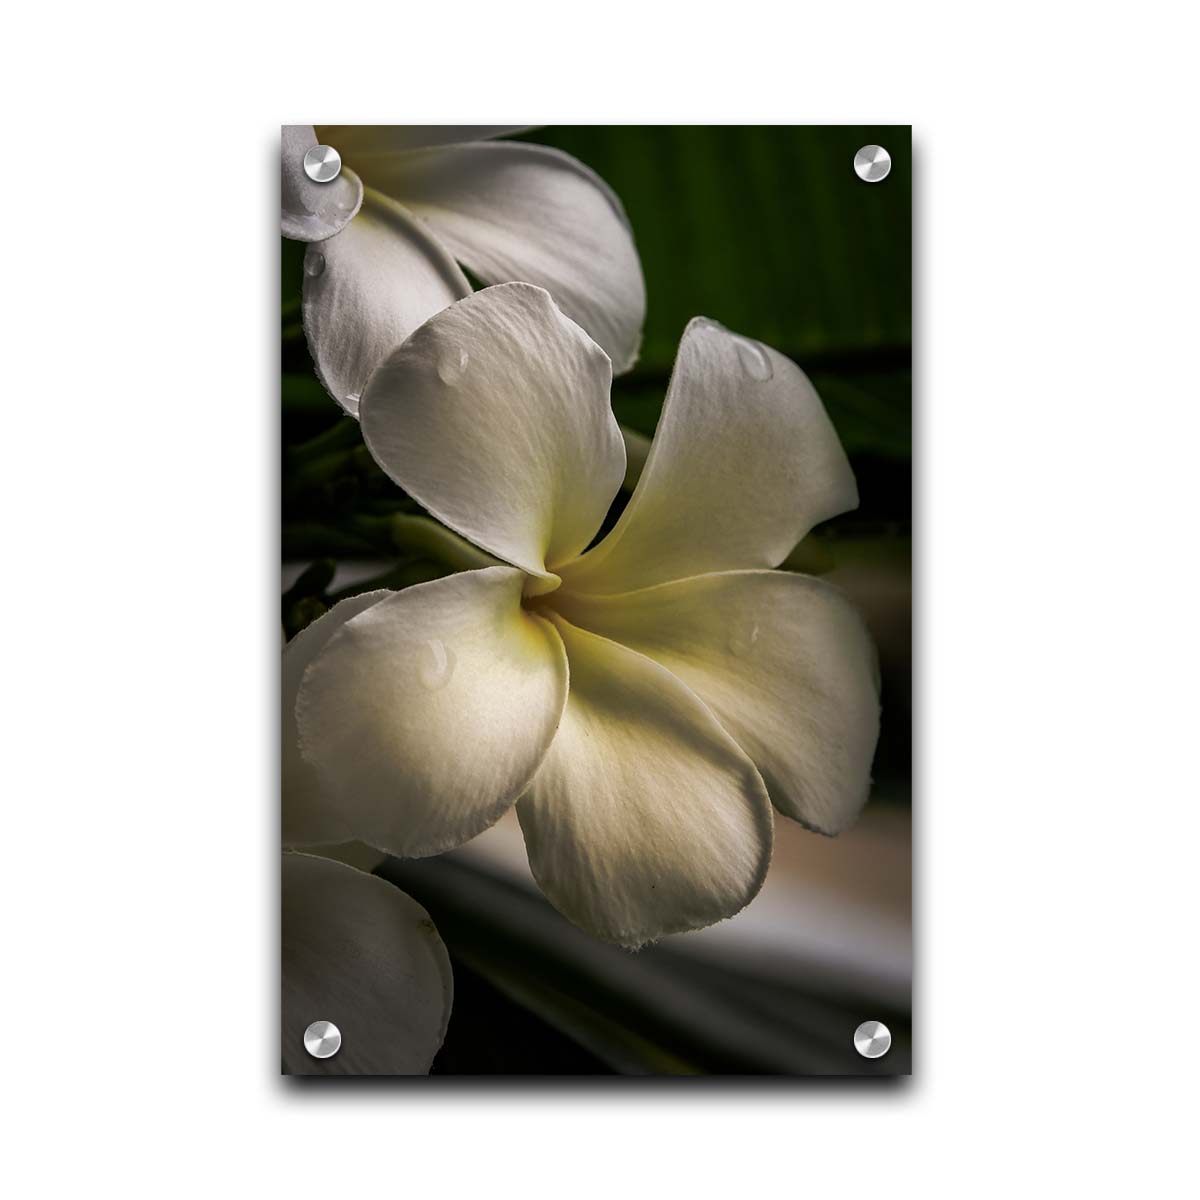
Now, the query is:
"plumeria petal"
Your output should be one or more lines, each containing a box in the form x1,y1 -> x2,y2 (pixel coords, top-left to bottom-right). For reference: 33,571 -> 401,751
317,125 -> 532,155
282,853 -> 452,1075
555,571 -> 880,834
296,567 -> 568,857
354,141 -> 645,373
302,189 -> 471,416
282,590 -> 392,848
281,125 -> 363,242
516,614 -> 773,948
557,318 -> 858,594
359,284 -> 624,583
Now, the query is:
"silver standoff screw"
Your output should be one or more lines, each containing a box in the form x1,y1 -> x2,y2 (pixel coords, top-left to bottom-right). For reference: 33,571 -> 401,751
853,1019 -> 892,1058
303,144 -> 342,183
303,1020 -> 342,1059
853,144 -> 892,183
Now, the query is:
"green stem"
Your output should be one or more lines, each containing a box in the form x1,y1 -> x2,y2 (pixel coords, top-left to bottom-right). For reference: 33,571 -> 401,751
390,515 -> 497,571
620,424 -> 652,491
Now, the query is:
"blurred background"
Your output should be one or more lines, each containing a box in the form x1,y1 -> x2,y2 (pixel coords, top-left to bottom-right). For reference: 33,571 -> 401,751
282,126 -> 911,1075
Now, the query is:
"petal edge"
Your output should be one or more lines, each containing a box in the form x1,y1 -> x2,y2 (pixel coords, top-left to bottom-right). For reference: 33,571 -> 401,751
518,614 -> 773,947
554,570 -> 881,834
296,567 -> 569,858
558,318 -> 858,594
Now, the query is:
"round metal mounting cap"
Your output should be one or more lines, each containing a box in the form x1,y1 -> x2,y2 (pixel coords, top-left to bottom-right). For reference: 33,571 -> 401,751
853,145 -> 892,183
853,1019 -> 892,1058
303,144 -> 342,184
303,1020 -> 342,1059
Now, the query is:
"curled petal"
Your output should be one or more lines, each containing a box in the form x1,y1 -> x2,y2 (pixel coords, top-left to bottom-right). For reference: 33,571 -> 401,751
281,125 -> 363,242
282,853 -> 452,1075
558,318 -> 858,594
517,614 -> 773,948
282,590 -> 392,847
555,571 -> 880,834
296,567 -> 568,857
357,141 -> 646,373
302,189 -> 471,415
360,284 -> 624,582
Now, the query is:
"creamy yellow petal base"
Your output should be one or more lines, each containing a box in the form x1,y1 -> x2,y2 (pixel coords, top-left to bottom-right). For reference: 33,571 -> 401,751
555,571 -> 880,834
518,614 -> 773,948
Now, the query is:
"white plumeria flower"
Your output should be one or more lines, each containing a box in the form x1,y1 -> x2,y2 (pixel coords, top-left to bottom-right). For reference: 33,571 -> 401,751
281,125 -> 645,416
282,852 -> 453,1074
283,284 -> 880,948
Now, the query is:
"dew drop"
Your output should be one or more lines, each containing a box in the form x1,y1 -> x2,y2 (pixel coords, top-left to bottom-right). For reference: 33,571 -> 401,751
304,251 -> 325,278
416,638 -> 456,691
727,622 -> 760,657
438,347 -> 470,385
735,337 -> 773,381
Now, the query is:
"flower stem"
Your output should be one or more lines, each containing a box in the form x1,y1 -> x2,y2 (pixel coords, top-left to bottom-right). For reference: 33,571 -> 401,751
620,424 -> 651,491
390,515 -> 497,571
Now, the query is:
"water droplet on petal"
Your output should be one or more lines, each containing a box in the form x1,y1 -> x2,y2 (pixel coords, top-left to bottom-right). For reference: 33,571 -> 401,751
438,348 -> 470,385
304,251 -> 325,278
735,337 -> 773,381
727,622 -> 761,657
416,638 -> 456,691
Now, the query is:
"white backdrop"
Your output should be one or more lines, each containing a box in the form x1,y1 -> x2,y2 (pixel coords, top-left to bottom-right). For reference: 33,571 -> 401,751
2,4 -> 1196,1196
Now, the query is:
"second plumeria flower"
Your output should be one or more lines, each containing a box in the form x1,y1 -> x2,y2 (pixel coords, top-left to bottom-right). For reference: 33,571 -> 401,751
281,125 -> 645,415
282,852 -> 452,1075
284,284 -> 880,948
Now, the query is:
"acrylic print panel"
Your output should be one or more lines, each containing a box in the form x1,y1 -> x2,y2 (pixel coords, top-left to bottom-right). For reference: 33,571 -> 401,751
281,125 -> 912,1076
